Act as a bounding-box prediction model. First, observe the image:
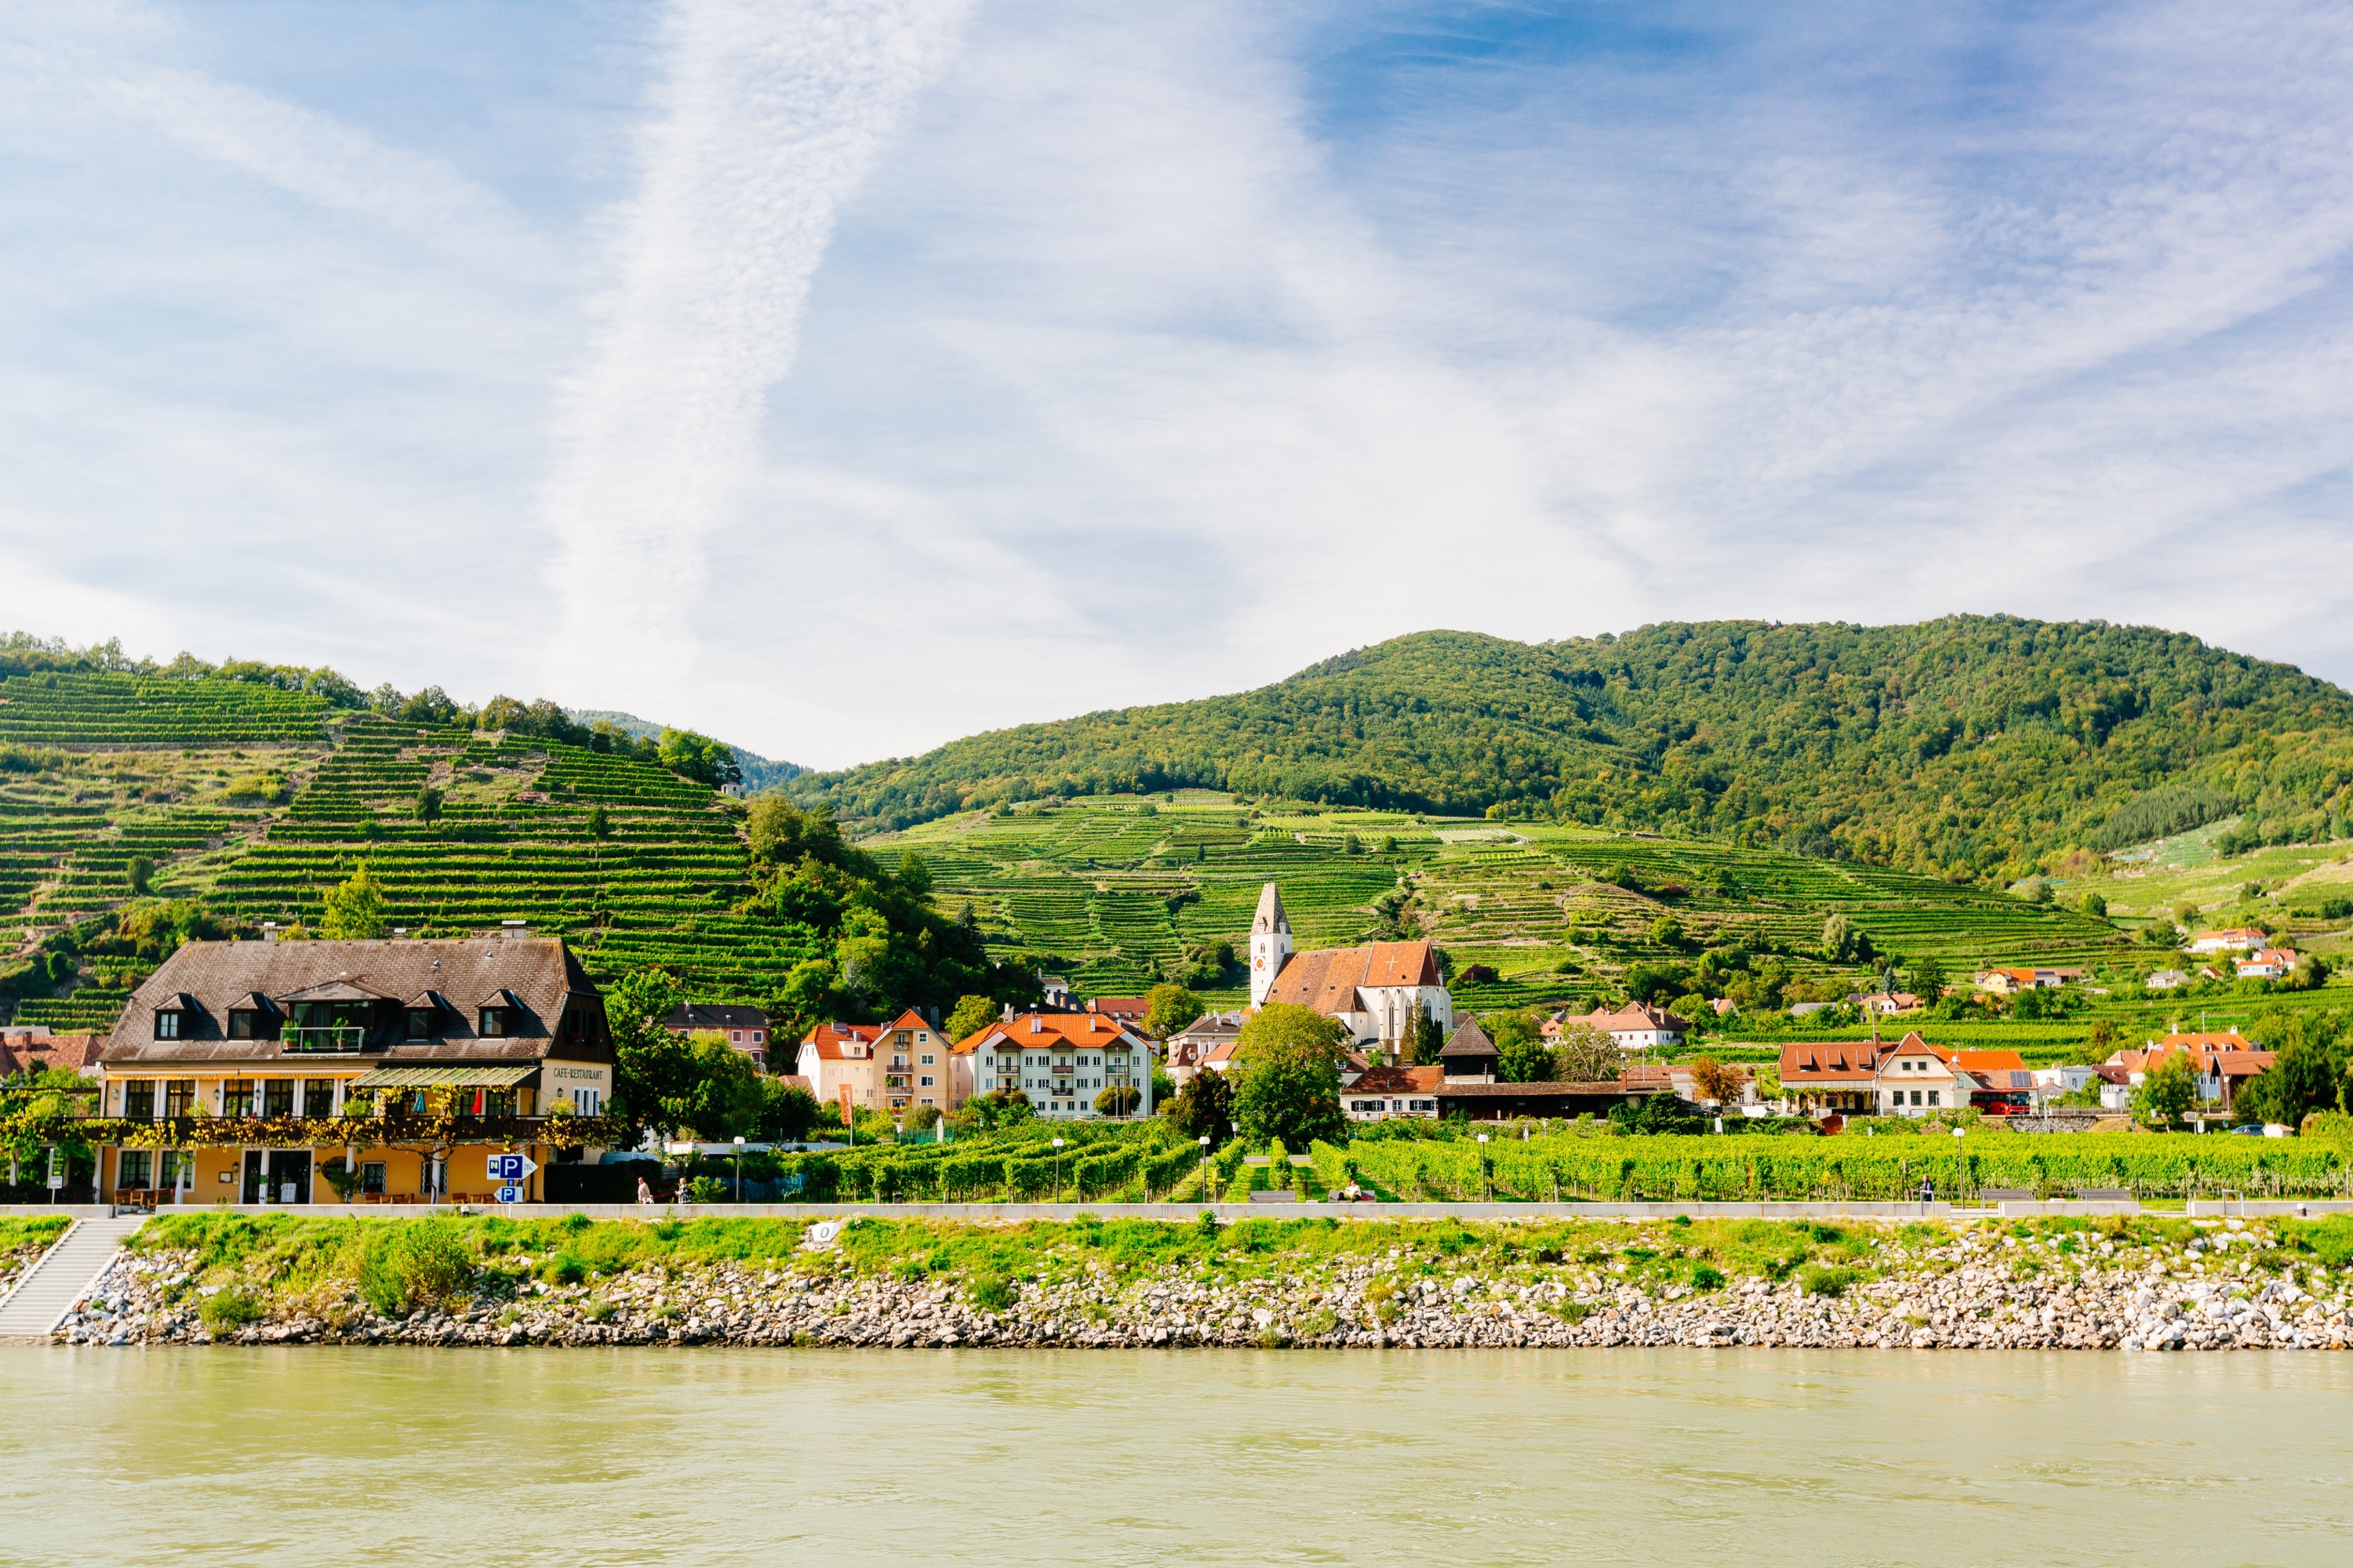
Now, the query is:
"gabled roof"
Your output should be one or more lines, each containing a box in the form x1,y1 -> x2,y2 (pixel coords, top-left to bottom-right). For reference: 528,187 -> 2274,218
1778,1039 -> 1898,1083
100,937 -> 603,1068
0,1031 -> 107,1078
951,1011 -> 1147,1055
1262,940 -> 1441,1012
799,1020 -> 884,1061
277,978 -> 401,1004
1348,1064 -> 1443,1095
1438,1017 -> 1497,1059
1569,1002 -> 1690,1035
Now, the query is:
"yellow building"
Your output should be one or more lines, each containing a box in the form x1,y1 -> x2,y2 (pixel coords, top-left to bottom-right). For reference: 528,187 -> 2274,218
96,926 -> 613,1206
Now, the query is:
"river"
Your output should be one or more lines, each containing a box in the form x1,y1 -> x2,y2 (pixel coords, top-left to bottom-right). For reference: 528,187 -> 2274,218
2,1348 -> 2346,1565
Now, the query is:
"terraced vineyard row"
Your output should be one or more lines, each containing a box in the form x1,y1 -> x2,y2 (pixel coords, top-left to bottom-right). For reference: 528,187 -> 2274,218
874,796 -> 2134,1006
0,671 -> 328,744
189,717 -> 800,999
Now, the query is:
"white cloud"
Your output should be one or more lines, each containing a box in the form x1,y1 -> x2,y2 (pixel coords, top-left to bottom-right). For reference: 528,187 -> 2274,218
3,0 -> 2352,767
537,0 -> 974,711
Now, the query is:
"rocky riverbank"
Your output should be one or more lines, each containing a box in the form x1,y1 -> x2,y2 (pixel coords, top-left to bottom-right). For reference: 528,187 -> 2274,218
50,1213 -> 2353,1352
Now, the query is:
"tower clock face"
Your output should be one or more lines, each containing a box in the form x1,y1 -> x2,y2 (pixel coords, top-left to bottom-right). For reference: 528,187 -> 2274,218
1254,956 -> 1266,969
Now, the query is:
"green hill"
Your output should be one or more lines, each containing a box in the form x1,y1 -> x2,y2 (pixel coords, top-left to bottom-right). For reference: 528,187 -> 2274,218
793,617 -> 2353,880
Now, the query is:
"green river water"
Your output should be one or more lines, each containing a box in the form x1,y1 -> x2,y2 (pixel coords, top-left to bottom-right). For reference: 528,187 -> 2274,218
2,1348 -> 2345,1565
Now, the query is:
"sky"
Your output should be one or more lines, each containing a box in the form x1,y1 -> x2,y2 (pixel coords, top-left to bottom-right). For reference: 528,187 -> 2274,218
2,1 -> 2350,769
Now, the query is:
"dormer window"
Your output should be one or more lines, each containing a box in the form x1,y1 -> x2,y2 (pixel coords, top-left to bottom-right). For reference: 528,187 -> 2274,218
229,1010 -> 256,1040
478,1006 -> 509,1039
407,1008 -> 434,1040
155,1008 -> 184,1040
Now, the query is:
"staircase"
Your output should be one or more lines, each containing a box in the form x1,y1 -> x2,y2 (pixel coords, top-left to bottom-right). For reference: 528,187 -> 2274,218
0,1216 -> 149,1338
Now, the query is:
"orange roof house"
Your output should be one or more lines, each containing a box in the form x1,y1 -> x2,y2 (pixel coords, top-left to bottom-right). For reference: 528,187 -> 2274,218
951,1010 -> 1156,1121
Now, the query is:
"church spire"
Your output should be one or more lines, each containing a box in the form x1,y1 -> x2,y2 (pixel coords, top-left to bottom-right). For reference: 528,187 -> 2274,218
1249,882 -> 1293,1007
1252,882 -> 1290,937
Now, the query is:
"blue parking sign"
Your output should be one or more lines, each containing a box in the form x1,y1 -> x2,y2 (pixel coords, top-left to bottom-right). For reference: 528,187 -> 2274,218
488,1153 -> 524,1181
496,1184 -> 524,1204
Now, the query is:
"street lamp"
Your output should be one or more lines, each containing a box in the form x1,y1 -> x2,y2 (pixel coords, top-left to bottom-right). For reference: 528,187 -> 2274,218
1475,1132 -> 1490,1201
1951,1123 -> 1966,1206
1198,1133 -> 1211,1204
1052,1137 -> 1066,1205
733,1134 -> 745,1204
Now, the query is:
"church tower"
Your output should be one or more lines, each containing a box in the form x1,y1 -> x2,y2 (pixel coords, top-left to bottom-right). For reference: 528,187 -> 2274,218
1249,882 -> 1292,1007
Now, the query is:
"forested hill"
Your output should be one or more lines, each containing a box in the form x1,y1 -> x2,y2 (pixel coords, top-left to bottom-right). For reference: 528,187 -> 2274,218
793,617 -> 2353,879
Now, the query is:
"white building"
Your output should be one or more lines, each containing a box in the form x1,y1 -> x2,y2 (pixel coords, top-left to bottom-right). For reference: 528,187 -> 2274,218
950,1011 -> 1155,1120
1249,883 -> 1454,1060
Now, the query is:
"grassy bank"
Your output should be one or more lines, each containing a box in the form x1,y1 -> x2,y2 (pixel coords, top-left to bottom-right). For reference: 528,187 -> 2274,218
127,1209 -> 2353,1308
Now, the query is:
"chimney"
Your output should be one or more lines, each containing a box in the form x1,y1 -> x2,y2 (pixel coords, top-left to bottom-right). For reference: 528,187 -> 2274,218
501,920 -> 528,942
262,922 -> 279,943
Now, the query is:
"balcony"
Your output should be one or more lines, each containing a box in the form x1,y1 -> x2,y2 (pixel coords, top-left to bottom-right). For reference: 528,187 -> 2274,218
282,1024 -> 367,1054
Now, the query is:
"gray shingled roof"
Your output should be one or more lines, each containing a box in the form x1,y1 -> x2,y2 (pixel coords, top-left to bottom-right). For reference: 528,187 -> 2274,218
101,935 -> 608,1067
1438,1017 -> 1497,1059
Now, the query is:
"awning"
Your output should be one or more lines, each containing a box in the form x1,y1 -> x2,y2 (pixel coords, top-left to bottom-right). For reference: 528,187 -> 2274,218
347,1064 -> 537,1090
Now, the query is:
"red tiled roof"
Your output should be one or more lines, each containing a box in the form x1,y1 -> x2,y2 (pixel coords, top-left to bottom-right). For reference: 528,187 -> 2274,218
1262,940 -> 1440,1011
1349,1064 -> 1442,1095
951,1011 -> 1143,1056
1778,1039 -> 1898,1083
0,1031 -> 107,1077
799,1021 -> 884,1061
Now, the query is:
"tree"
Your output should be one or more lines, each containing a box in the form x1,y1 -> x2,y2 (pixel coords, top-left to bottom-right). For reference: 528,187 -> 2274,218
1822,914 -> 1868,963
1650,915 -> 1686,949
1408,1004 -> 1447,1066
1906,956 -> 1946,1002
1164,1067 -> 1235,1145
755,1076 -> 821,1143
414,788 -> 444,826
656,729 -> 741,788
1489,1010 -> 1550,1082
1552,1022 -> 1620,1083
319,864 -> 389,940
606,967 -> 688,1140
2236,1010 -> 2349,1124
945,994 -> 1001,1042
1094,1084 -> 1142,1116
125,856 -> 153,897
2132,1053 -> 2199,1129
2288,954 -> 2335,991
1689,1056 -> 1741,1106
1229,1004 -> 1347,1148
585,804 -> 609,839
1143,983 -> 1203,1040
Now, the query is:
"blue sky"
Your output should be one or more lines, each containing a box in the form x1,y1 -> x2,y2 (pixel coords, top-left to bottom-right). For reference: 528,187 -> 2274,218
2,0 -> 2350,766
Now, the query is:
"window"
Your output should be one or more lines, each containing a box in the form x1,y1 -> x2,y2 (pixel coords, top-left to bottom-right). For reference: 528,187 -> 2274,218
1910,1090 -> 1923,1106
751,1031 -> 764,1044
262,1079 -> 295,1117
479,1089 -> 516,1118
1927,1091 -> 1940,1106
571,1088 -> 601,1115
163,1079 -> 195,1118
406,1009 -> 433,1040
159,1150 -> 194,1191
360,1161 -> 387,1196
303,1079 -> 336,1116
478,1007 -> 507,1038
118,1149 -> 153,1189
919,1053 -> 935,1065
155,1010 -> 183,1040
229,1010 -> 257,1040
222,1081 -> 253,1115
122,1081 -> 155,1120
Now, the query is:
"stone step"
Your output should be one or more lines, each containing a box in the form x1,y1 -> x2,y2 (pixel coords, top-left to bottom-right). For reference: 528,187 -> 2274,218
0,1217 -> 150,1337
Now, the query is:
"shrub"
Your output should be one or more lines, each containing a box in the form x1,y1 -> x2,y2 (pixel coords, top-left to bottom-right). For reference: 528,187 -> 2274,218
198,1286 -> 266,1334
1690,1264 -> 1726,1291
1801,1264 -> 1860,1298
538,1253 -> 588,1287
356,1218 -> 478,1316
968,1273 -> 1015,1313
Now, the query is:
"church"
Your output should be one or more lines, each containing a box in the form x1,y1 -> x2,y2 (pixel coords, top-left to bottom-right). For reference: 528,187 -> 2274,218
1249,882 -> 1455,1060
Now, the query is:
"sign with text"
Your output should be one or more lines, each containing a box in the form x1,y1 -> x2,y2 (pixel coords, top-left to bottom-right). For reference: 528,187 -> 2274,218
487,1152 -> 539,1182
495,1184 -> 525,1204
